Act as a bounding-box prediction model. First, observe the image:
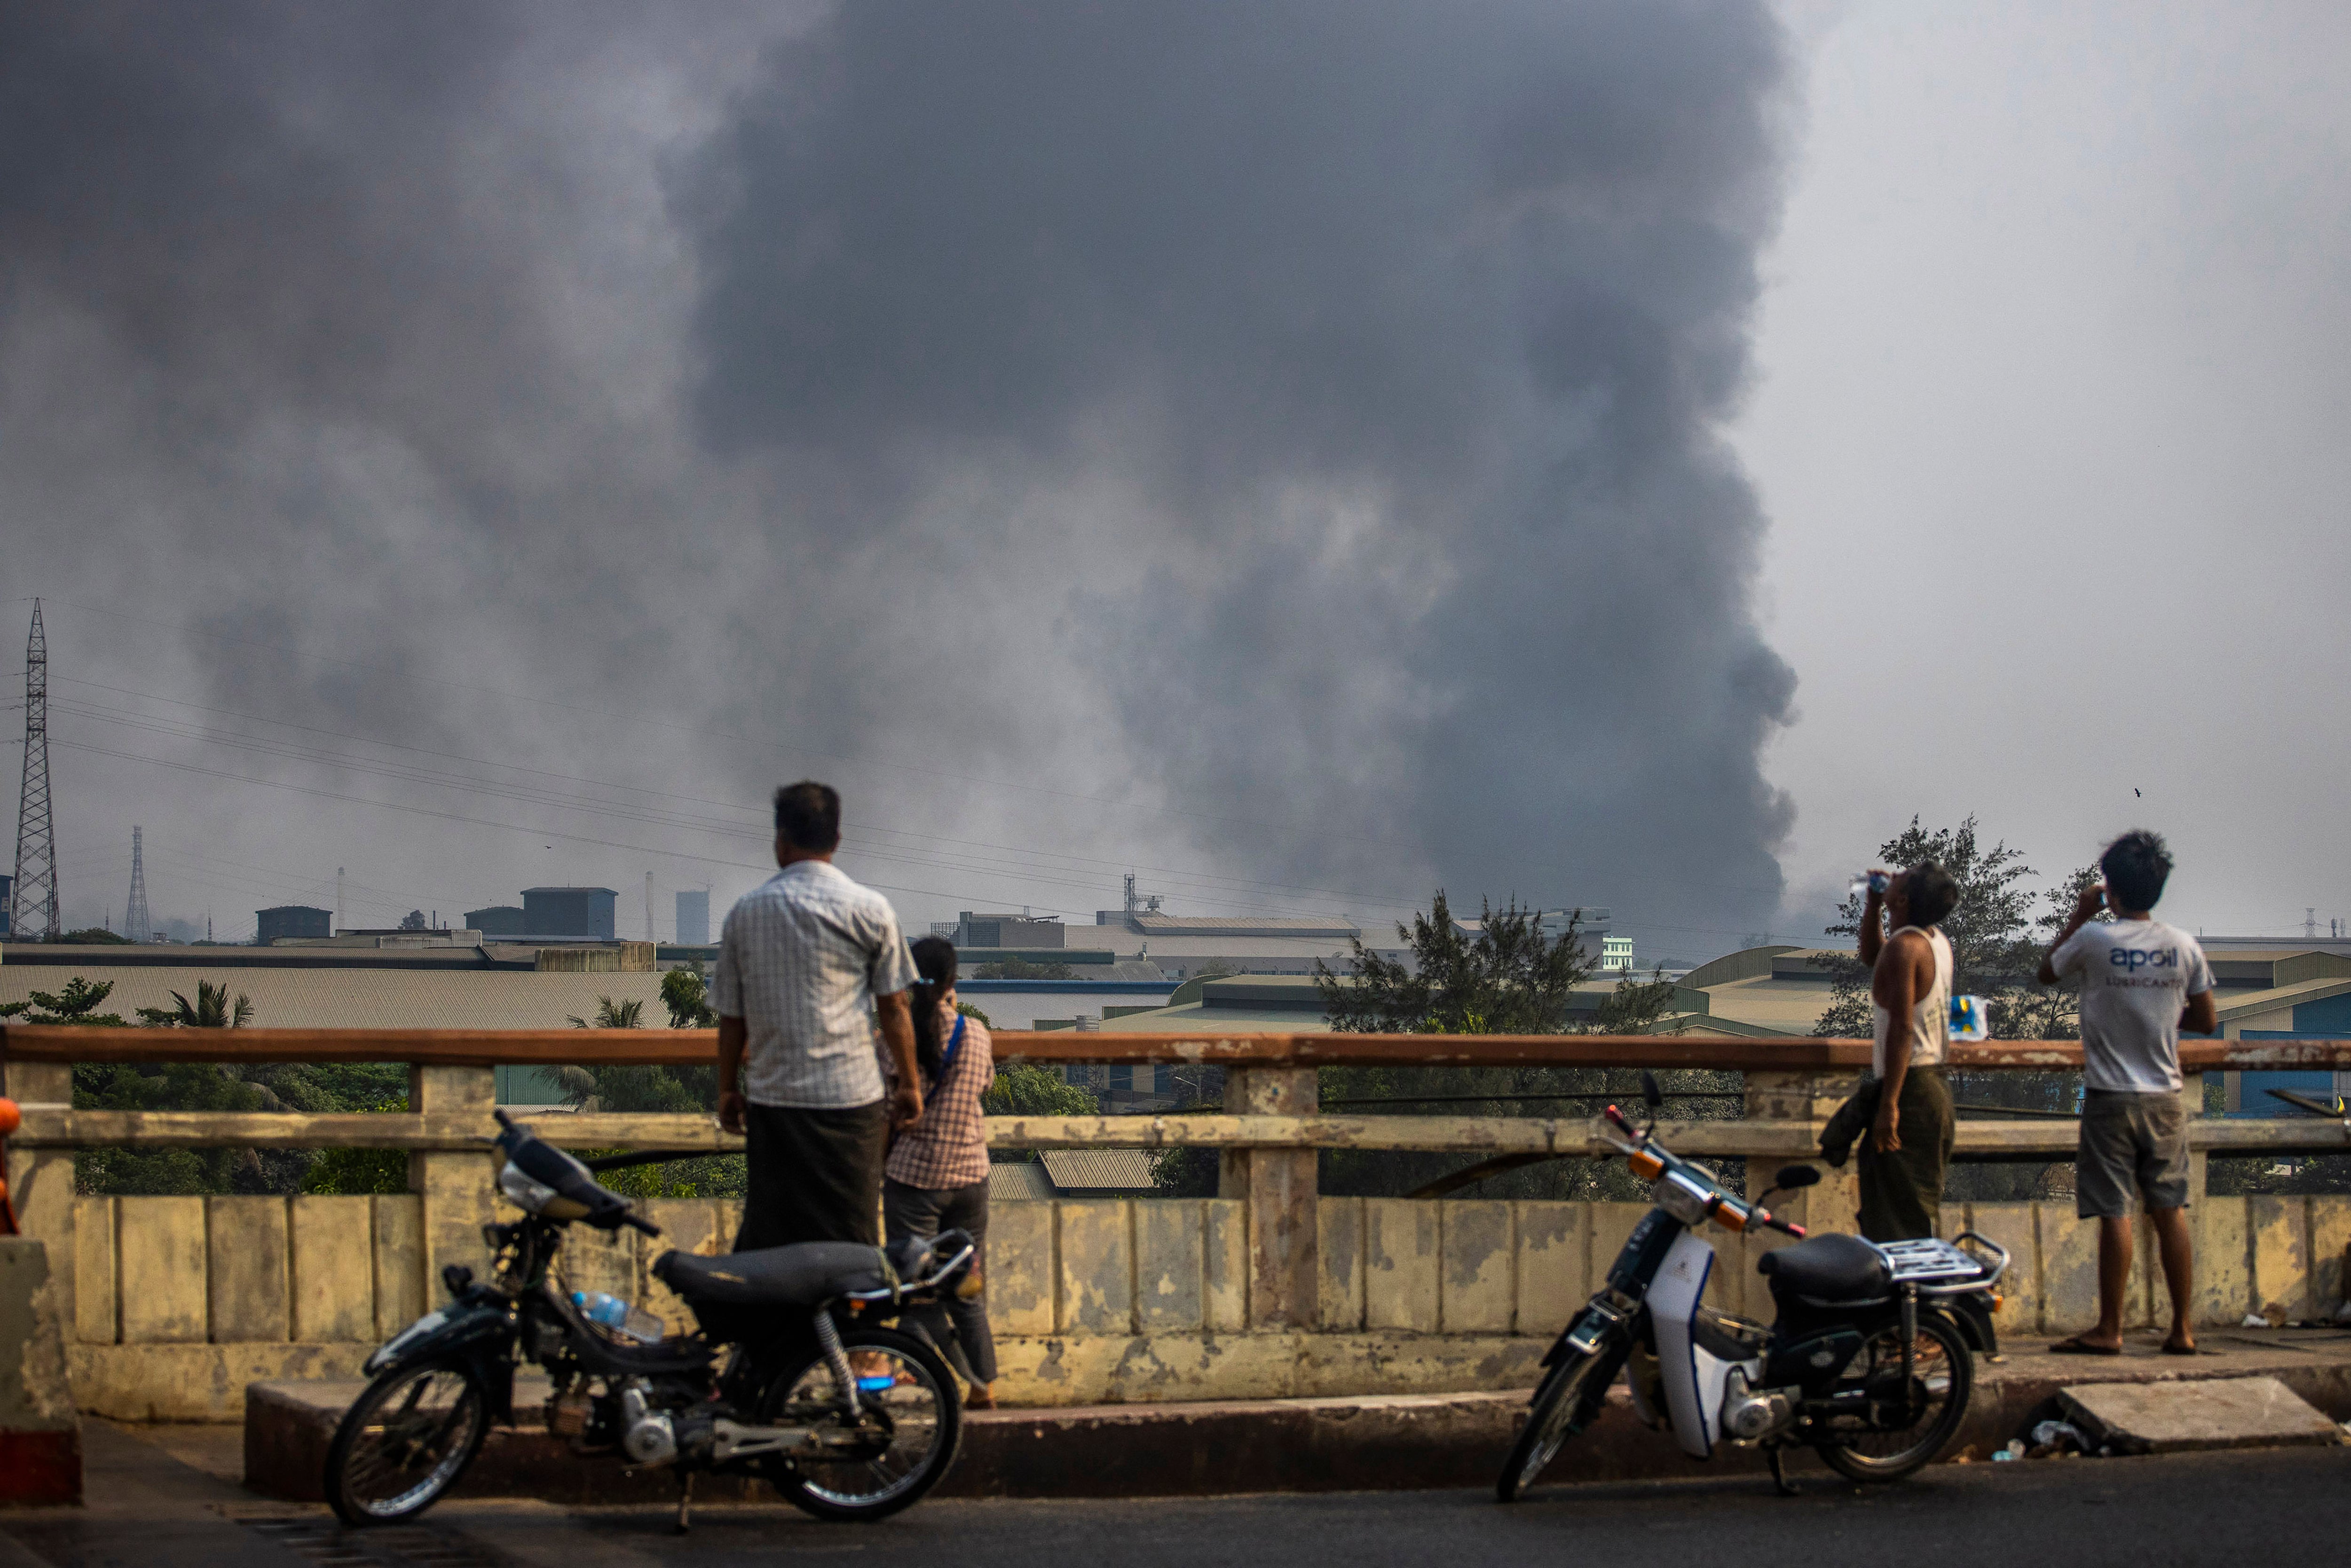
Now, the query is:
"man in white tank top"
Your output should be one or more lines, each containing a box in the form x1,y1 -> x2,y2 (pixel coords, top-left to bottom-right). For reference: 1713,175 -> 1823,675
1855,862 -> 1961,1241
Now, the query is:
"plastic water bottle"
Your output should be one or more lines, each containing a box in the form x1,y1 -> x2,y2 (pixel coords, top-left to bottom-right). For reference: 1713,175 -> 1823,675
1949,995 -> 1990,1043
1847,870 -> 1893,899
573,1290 -> 664,1345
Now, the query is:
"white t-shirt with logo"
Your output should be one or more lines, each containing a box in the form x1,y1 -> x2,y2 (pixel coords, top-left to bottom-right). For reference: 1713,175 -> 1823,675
2049,917 -> 2215,1093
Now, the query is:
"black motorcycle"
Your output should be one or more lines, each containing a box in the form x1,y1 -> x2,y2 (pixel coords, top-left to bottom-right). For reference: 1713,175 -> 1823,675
1498,1074 -> 2007,1500
325,1111 -> 975,1528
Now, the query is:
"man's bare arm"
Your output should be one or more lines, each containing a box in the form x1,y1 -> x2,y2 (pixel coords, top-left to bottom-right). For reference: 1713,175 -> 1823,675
1870,930 -> 1923,1152
2038,880 -> 2106,985
1858,876 -> 1889,969
2181,989 -> 2217,1036
717,1015 -> 748,1135
876,990 -> 923,1127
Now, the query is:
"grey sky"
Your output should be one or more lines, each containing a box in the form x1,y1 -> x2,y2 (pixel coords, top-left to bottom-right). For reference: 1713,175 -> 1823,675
1742,0 -> 2351,944
2,3 -> 2342,959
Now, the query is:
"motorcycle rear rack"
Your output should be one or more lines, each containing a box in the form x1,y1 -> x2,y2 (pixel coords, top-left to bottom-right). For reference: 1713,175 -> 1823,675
1877,1232 -> 2009,1294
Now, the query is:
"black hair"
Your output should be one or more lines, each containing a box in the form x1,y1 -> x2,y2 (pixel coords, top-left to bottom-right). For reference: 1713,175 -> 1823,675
1903,860 -> 1960,928
908,934 -> 959,1085
2100,829 -> 2173,912
773,780 -> 842,853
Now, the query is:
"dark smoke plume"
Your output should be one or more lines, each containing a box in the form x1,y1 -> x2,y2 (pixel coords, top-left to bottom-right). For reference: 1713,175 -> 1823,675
0,1 -> 1795,945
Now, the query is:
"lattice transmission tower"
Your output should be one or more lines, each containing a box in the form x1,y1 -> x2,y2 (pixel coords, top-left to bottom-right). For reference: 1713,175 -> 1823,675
124,825 -> 150,943
11,599 -> 60,941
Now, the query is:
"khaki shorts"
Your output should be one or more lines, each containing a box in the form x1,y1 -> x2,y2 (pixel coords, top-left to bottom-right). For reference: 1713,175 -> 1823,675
2076,1089 -> 2190,1218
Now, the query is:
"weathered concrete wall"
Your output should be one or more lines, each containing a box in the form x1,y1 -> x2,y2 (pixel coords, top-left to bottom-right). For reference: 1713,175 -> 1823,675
0,1238 -> 82,1503
50,1189 -> 2351,1419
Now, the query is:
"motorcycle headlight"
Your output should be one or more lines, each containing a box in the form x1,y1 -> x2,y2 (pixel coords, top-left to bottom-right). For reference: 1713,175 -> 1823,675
499,1161 -> 560,1214
1652,1174 -> 1713,1226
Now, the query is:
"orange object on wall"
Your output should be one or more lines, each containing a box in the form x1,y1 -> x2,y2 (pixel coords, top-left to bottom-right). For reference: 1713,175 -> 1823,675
0,1095 -> 18,1236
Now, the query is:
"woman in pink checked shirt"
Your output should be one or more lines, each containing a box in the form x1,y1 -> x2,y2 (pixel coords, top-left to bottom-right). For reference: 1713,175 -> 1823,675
882,935 -> 998,1408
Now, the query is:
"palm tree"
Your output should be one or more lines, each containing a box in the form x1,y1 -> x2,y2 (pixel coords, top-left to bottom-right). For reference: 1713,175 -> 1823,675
560,995 -> 647,1110
136,980 -> 254,1029
566,996 -> 644,1029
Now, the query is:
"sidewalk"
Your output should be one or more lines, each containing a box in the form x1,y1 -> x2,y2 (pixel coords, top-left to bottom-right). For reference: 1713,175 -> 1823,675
237,1326 -> 2351,1504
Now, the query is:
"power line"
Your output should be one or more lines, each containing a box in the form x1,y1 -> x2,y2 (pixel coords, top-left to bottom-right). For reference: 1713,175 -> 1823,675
41,596 -> 1437,860
45,675 -> 1457,914
46,693 -> 1436,921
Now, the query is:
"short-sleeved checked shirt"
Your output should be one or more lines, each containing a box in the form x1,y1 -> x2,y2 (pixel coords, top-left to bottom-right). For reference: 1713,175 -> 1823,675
884,1005 -> 994,1190
711,860 -> 919,1109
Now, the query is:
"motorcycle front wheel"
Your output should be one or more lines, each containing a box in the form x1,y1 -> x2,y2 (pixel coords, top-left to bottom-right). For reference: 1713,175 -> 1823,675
323,1360 -> 490,1527
1496,1347 -> 1609,1502
764,1324 -> 962,1522
1813,1314 -> 1973,1483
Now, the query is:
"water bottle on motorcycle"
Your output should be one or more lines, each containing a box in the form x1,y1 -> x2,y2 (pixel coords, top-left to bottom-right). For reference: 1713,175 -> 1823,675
572,1290 -> 665,1345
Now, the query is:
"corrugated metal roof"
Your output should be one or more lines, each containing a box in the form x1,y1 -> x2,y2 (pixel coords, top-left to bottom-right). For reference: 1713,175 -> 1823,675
0,965 -> 673,1031
1038,1149 -> 1160,1191
986,1163 -> 1057,1202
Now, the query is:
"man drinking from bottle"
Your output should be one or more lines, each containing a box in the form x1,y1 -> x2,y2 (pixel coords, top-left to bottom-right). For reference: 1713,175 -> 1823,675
1856,862 -> 1961,1241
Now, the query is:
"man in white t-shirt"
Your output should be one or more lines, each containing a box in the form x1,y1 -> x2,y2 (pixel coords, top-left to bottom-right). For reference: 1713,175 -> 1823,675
2039,830 -> 2217,1355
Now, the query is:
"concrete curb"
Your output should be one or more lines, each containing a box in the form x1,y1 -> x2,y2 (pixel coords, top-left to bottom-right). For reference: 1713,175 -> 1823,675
242,1333 -> 2351,1505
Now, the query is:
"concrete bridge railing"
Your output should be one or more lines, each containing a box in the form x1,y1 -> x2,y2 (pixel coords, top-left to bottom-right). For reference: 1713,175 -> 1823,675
6,1026 -> 2349,1418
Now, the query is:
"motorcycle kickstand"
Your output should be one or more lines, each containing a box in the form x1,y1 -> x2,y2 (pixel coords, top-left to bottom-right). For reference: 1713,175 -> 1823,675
1767,1446 -> 1799,1498
673,1471 -> 694,1535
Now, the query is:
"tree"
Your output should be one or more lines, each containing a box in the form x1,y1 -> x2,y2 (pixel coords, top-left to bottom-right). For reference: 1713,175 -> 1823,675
1314,893 -> 1595,1035
4,976 -> 129,1025
56,927 -> 128,944
135,980 -> 255,1029
398,910 -> 427,931
1302,895 -> 1703,1201
560,993 -> 732,1198
1592,965 -> 1684,1035
981,1064 -> 1098,1121
974,957 -> 1075,980
1812,817 -> 2042,1038
567,996 -> 646,1030
20,975 -> 404,1197
661,967 -> 718,1028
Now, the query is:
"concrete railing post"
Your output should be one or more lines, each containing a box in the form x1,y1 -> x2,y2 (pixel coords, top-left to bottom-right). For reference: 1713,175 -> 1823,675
0,1236 -> 80,1504
1218,1065 -> 1318,1328
2,1059 -> 76,1333
407,1065 -> 499,1296
1744,1068 -> 1856,1236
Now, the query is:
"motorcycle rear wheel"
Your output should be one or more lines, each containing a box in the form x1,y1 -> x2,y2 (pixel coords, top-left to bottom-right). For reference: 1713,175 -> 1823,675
1812,1314 -> 1972,1483
1495,1348 -> 1607,1502
323,1360 -> 489,1527
764,1324 -> 962,1522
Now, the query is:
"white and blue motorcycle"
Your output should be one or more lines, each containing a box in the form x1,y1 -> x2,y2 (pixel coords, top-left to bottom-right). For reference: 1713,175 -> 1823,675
1499,1074 -> 2007,1500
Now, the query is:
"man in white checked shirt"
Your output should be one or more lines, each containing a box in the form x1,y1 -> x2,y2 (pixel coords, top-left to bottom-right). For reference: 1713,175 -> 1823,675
714,781 -> 923,1251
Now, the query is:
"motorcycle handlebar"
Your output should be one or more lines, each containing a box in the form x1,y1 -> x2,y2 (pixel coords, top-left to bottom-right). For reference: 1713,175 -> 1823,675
621,1211 -> 663,1237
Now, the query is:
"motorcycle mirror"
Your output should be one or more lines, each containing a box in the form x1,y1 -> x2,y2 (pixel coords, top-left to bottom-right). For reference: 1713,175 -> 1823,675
1639,1070 -> 1663,1111
1774,1163 -> 1822,1191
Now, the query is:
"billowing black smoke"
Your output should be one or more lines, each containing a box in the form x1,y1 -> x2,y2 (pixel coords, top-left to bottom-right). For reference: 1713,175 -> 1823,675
0,1 -> 1795,945
682,0 -> 1798,932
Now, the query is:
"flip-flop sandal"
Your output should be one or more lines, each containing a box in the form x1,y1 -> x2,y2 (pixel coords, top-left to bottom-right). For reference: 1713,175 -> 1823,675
2160,1341 -> 2206,1356
2048,1335 -> 2124,1356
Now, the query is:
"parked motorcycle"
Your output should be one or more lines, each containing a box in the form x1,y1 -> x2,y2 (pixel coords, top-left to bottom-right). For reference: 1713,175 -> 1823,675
325,1111 -> 975,1528
1498,1074 -> 2006,1500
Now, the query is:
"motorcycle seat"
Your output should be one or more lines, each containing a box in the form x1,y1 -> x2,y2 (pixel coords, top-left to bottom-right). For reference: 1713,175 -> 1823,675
653,1238 -> 933,1308
1757,1233 -> 1889,1302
